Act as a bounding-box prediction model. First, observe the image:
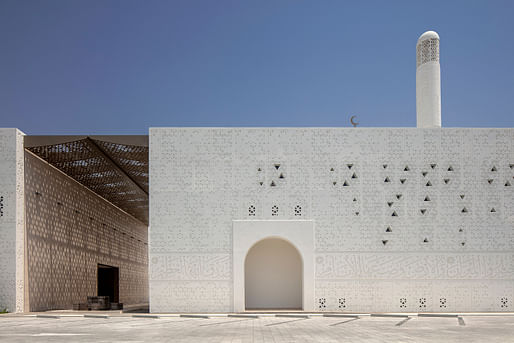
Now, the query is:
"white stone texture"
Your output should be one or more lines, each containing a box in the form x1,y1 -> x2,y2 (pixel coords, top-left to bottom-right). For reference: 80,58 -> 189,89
149,128 -> 514,312
0,128 -> 25,313
416,31 -> 441,128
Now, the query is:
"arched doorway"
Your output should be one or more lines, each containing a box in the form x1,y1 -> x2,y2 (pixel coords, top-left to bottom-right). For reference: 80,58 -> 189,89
244,238 -> 303,310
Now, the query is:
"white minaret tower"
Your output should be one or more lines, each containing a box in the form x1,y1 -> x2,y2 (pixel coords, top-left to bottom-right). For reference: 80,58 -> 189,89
416,31 -> 441,128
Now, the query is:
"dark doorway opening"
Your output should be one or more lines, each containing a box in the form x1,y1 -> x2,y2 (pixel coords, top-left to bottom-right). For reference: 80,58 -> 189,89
97,264 -> 119,303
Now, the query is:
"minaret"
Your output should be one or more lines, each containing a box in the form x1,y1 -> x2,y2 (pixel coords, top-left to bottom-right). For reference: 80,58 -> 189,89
416,31 -> 441,128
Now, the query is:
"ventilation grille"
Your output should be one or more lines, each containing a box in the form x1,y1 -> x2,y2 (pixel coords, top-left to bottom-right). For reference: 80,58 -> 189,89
417,38 -> 439,67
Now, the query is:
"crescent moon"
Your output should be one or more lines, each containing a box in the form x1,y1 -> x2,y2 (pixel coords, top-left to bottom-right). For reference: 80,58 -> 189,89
350,115 -> 359,126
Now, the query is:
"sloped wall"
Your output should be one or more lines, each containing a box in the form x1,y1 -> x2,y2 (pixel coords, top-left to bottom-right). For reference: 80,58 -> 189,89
150,128 -> 514,313
24,151 -> 148,311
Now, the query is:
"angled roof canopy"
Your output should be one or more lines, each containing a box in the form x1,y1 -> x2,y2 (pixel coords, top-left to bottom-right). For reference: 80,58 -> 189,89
25,135 -> 149,225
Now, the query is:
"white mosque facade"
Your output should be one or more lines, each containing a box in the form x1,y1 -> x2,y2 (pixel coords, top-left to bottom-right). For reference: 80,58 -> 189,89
1,31 -> 513,313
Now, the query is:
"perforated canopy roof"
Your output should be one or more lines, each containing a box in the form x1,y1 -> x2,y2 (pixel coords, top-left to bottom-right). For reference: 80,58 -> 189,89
25,135 -> 148,225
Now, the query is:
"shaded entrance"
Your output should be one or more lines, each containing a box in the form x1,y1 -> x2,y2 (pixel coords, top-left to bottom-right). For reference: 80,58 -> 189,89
244,238 -> 302,310
97,264 -> 119,303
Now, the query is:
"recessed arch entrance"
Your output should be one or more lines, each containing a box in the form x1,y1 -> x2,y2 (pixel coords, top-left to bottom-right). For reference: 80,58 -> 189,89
233,220 -> 315,312
245,237 -> 302,310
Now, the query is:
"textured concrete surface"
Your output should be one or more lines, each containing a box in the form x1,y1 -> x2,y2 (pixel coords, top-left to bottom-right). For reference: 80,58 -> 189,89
1,314 -> 514,342
150,128 -> 514,313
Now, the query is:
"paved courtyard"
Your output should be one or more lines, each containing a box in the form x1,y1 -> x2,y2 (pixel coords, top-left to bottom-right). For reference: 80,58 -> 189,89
1,313 -> 514,342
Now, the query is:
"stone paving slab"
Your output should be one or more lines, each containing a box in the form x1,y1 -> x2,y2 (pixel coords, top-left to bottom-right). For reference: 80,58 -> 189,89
1,314 -> 514,342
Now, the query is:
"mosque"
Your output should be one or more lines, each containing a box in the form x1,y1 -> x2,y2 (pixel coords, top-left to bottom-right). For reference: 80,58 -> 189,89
0,31 -> 512,313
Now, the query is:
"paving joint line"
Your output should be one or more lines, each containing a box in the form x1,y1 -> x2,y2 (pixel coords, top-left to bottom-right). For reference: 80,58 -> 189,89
395,317 -> 411,326
128,319 -> 195,327
323,314 -> 359,318
266,318 -> 308,326
329,317 -> 359,326
84,314 -> 109,319
180,314 -> 209,319
275,314 -> 310,319
199,318 -> 255,327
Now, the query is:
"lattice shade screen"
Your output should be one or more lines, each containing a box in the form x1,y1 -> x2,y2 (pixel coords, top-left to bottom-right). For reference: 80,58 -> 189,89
26,137 -> 148,224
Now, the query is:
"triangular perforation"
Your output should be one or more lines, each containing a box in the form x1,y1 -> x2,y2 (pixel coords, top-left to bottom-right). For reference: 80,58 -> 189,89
506,181 -> 512,187
460,195 -> 465,199
426,181 -> 432,186
386,226 -> 392,233
353,198 -> 357,202
461,242 -> 466,246
423,238 -> 429,243
461,207 -> 468,213
430,164 -> 437,169
488,179 -> 494,184
422,171 -> 428,177
333,181 -> 337,186
274,164 -> 280,170
383,164 -> 388,169
400,178 -> 406,184
443,179 -> 450,184
391,211 -> 398,217
420,209 -> 427,214
257,168 -> 262,172
347,164 -> 353,169
351,173 -> 358,179
384,177 -> 390,183
404,166 -> 410,171
330,167 -> 335,172
279,173 -> 285,179
510,164 -> 514,169
387,202 -> 393,207
396,194 -> 402,200
424,196 -> 431,201
270,181 -> 276,187
259,181 -> 263,186
458,228 -> 463,233
342,180 -> 349,186
382,240 -> 388,245
355,211 -> 360,216
448,166 -> 454,171
491,166 -> 497,172
490,208 -> 497,213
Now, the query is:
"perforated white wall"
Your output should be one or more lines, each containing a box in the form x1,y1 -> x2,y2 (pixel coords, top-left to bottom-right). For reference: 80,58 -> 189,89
0,128 -> 25,313
24,151 -> 149,311
149,127 -> 514,313
417,37 -> 439,67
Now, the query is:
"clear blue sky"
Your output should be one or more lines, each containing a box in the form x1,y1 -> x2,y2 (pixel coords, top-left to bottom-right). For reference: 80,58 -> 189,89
1,0 -> 513,134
